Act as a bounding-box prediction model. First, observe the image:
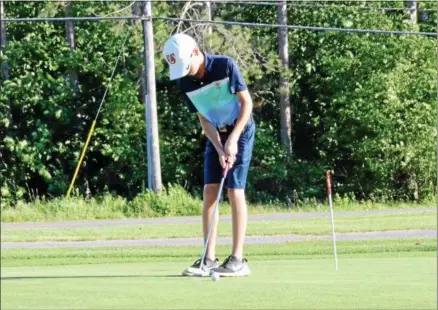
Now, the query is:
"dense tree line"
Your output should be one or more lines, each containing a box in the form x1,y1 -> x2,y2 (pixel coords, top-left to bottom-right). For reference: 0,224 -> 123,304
1,1 -> 436,206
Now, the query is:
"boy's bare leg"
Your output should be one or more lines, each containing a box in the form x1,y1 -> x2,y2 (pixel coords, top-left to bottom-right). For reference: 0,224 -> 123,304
228,188 -> 247,260
203,184 -> 220,260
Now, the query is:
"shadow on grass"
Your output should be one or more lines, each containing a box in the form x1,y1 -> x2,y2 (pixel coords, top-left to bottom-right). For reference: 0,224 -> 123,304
1,275 -> 183,280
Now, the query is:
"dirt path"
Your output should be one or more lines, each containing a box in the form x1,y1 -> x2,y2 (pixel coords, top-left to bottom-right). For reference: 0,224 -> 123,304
2,229 -> 435,249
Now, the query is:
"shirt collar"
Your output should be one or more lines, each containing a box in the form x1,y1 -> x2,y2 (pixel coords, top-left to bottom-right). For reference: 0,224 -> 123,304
204,52 -> 212,72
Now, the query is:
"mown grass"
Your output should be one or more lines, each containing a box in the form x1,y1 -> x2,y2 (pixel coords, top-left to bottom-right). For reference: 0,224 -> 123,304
2,238 -> 436,267
2,211 -> 435,242
2,238 -> 436,309
2,252 -> 436,309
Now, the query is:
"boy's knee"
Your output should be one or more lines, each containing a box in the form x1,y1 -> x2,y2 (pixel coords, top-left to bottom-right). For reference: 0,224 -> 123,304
227,188 -> 245,201
203,184 -> 220,201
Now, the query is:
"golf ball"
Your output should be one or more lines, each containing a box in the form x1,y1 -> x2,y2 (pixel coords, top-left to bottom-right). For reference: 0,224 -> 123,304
210,272 -> 220,281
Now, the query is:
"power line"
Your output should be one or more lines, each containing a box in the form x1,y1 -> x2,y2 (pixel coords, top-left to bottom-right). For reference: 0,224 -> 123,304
3,0 -> 438,3
213,0 -> 437,3
211,0 -> 437,2
155,16 -> 437,36
222,2 -> 437,12
4,1 -> 436,16
97,1 -> 136,17
216,1 -> 437,12
4,14 -> 436,36
3,1 -> 436,12
4,15 -> 148,22
209,0 -> 437,4
66,26 -> 132,199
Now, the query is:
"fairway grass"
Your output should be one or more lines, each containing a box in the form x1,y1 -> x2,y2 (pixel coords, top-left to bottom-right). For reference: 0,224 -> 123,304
2,211 -> 436,242
1,253 -> 436,309
2,210 -> 437,310
1,238 -> 435,266
2,239 -> 436,309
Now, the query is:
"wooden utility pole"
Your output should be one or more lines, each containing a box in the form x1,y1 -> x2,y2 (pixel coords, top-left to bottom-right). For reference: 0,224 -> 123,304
142,1 -> 162,192
278,0 -> 292,155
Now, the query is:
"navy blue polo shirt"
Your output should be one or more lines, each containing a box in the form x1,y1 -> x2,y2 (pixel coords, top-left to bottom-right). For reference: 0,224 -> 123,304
177,53 -> 247,128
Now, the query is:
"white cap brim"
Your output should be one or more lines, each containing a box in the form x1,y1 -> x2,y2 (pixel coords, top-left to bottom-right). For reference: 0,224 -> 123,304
169,63 -> 189,81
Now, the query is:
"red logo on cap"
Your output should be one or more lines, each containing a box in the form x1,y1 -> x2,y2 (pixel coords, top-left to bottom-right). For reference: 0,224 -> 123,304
166,53 -> 176,64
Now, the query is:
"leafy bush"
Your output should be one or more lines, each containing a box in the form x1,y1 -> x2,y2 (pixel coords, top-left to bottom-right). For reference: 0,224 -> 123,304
1,3 -> 436,208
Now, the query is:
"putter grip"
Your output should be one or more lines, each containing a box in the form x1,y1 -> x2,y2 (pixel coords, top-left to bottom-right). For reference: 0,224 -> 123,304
222,164 -> 229,177
325,170 -> 332,196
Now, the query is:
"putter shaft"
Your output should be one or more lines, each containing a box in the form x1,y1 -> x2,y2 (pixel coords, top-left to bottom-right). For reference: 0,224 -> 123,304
200,165 -> 229,271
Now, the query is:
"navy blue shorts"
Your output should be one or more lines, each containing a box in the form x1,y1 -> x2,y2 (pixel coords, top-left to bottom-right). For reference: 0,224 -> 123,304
204,117 -> 255,189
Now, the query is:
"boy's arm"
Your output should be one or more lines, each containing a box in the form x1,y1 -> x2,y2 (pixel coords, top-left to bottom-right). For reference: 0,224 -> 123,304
198,113 -> 228,168
228,90 -> 253,143
223,90 -> 253,167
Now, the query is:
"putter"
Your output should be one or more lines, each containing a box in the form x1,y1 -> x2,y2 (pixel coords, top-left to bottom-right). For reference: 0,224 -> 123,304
325,170 -> 338,271
199,163 -> 230,273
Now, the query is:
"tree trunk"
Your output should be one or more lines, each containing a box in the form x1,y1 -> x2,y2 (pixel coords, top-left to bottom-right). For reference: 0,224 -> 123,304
65,0 -> 85,195
131,1 -> 140,26
134,1 -> 147,146
0,1 -> 8,81
277,1 -> 292,155
205,1 -> 213,49
0,0 -> 11,130
407,1 -> 418,24
65,0 -> 78,92
132,1 -> 145,103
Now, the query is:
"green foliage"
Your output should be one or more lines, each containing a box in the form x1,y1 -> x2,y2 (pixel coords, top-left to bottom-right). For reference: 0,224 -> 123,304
0,2 -> 436,208
0,189 -> 432,223
312,34 -> 436,200
1,184 -> 202,222
127,185 -> 203,217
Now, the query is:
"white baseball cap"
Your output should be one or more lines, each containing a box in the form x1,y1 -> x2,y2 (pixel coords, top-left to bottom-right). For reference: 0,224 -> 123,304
163,33 -> 197,80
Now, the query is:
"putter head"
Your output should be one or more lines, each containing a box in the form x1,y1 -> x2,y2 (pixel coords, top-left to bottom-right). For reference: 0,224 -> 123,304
181,264 -> 210,277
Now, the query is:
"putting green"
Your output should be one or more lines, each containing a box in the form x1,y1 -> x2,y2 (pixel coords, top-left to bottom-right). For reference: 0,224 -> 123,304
2,253 -> 436,309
